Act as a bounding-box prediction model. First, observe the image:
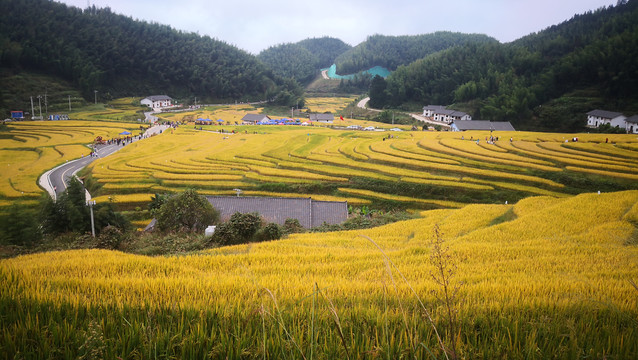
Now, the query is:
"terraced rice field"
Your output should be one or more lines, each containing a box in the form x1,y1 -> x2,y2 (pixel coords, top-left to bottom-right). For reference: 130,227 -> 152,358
304,95 -> 358,113
71,97 -> 146,121
0,120 -> 138,206
86,127 -> 638,222
2,105 -> 638,358
2,190 -> 637,358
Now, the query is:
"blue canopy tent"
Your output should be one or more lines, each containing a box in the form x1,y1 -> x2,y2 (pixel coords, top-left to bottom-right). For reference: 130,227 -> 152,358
217,119 -> 224,123
119,131 -> 132,135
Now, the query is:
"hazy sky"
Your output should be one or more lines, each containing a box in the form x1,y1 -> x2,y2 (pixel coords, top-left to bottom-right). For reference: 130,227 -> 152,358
57,0 -> 615,54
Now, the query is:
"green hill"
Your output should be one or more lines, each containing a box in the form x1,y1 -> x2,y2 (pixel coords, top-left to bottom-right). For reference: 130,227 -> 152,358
371,0 -> 638,131
0,0 -> 302,111
258,37 -> 351,85
333,32 -> 498,74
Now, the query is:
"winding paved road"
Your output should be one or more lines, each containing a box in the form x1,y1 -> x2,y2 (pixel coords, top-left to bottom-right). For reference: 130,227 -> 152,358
357,97 -> 450,128
40,125 -> 169,199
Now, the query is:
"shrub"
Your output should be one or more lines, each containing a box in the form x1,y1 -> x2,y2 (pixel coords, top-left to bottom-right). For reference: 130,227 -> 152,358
258,222 -> 283,241
96,225 -> 124,250
283,218 -> 304,234
0,203 -> 41,246
211,212 -> 263,246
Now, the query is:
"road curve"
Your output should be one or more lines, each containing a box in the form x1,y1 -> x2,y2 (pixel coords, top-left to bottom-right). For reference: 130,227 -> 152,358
40,125 -> 169,199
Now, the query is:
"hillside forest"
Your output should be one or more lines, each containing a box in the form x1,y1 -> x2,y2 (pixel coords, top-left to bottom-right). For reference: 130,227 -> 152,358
0,0 -> 303,108
370,0 -> 638,131
258,37 -> 352,85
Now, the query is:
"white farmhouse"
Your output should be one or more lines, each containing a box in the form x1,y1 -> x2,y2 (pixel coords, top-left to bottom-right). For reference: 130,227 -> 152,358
586,109 -> 626,128
141,95 -> 173,109
422,105 -> 471,124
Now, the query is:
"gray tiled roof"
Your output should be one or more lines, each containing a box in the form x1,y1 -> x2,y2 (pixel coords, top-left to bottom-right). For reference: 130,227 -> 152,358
207,196 -> 347,228
423,105 -> 446,110
625,115 -> 638,124
309,113 -> 335,121
144,95 -> 172,101
587,109 -> 624,119
241,114 -> 271,123
452,120 -> 515,131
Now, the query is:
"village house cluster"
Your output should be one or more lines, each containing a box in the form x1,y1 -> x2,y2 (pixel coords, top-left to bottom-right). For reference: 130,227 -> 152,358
422,105 -> 515,131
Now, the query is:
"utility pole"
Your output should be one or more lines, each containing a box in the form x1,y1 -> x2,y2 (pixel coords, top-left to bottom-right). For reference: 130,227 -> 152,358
44,87 -> 48,116
30,96 -> 35,120
68,95 -> 72,111
88,200 -> 96,237
37,95 -> 42,119
291,107 -> 293,118
94,90 -> 98,105
392,112 -> 395,125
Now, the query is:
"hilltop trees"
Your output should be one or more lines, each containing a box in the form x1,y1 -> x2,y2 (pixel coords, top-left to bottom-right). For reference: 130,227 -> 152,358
258,37 -> 351,85
334,32 -> 497,74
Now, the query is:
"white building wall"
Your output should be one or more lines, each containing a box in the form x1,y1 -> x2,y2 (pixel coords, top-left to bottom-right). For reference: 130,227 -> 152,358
587,115 -> 611,127
610,115 -> 627,128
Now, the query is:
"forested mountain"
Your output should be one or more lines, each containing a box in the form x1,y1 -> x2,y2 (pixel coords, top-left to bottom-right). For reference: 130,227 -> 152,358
0,0 -> 302,106
334,32 -> 498,75
258,37 -> 351,85
372,0 -> 638,131
297,37 -> 352,69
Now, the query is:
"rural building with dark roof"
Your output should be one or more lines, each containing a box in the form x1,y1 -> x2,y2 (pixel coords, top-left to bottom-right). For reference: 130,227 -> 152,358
625,115 -> 638,134
207,196 -> 348,228
450,120 -> 515,131
241,114 -> 271,124
422,105 -> 471,123
141,95 -> 173,109
586,109 -> 626,128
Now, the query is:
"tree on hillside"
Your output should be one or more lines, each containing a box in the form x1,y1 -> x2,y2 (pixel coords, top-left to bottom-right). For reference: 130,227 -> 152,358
368,75 -> 388,109
41,177 -> 129,236
156,189 -> 220,233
